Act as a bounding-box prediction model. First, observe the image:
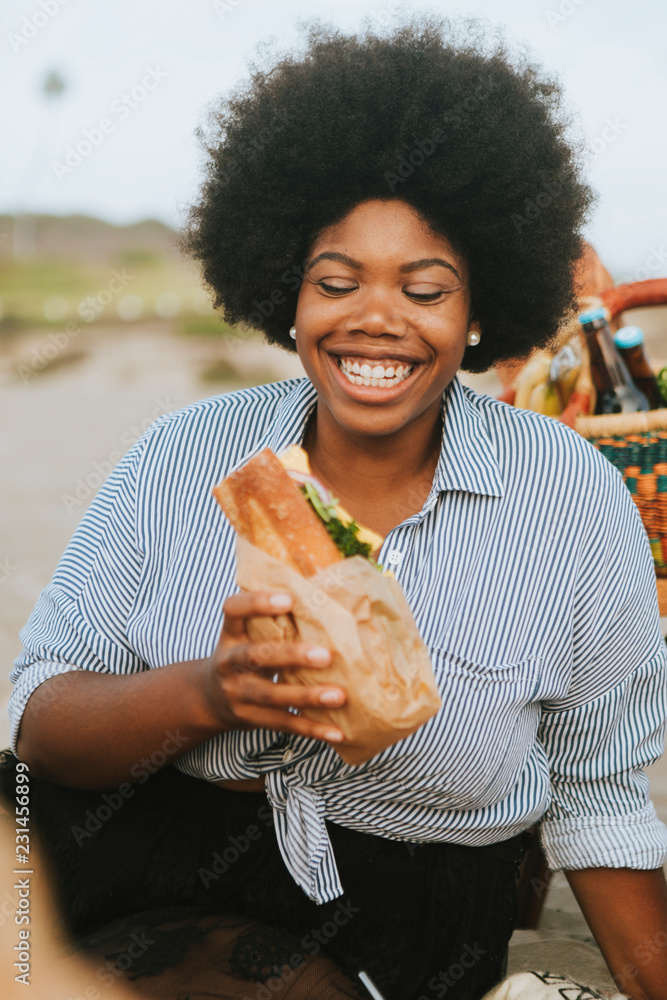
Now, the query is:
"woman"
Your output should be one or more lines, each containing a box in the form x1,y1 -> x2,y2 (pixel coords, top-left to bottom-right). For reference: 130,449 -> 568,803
6,17 -> 667,1000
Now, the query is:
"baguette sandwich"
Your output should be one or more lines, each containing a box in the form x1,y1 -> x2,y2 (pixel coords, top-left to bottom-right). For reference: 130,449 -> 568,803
212,445 -> 441,764
213,446 -> 383,574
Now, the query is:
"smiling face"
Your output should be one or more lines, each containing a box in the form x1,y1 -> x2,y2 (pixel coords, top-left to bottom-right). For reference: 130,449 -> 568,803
294,198 -> 478,441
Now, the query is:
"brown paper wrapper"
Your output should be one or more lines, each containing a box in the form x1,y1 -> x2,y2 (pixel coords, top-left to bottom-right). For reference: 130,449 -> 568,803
236,535 -> 442,765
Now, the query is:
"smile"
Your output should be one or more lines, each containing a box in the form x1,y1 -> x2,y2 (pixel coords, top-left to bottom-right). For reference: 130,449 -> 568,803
337,356 -> 414,388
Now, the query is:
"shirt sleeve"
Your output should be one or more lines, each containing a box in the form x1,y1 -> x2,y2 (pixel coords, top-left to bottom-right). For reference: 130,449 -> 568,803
8,431 -> 153,757
538,458 -> 667,870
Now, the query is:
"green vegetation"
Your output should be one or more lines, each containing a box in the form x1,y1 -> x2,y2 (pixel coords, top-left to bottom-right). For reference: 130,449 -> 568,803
0,215 -> 231,333
0,255 -> 210,328
658,368 -> 667,405
181,315 -> 240,338
0,258 -> 102,312
199,359 -> 279,386
199,359 -> 243,382
301,482 -> 374,560
116,249 -> 164,267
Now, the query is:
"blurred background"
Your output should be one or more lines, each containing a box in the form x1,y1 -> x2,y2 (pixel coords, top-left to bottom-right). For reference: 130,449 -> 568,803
2,0 -> 667,742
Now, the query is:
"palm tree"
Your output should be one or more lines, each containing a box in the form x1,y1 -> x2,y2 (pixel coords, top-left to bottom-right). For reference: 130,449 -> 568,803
13,70 -> 66,260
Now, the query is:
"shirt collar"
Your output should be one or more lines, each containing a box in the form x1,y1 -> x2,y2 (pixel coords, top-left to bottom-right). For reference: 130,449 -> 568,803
434,377 -> 505,499
243,375 -> 504,499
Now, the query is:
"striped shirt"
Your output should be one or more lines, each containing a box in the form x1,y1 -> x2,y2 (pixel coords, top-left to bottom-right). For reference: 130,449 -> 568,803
10,376 -> 667,905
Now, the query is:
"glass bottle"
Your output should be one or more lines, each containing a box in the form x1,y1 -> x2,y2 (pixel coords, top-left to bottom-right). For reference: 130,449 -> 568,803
613,325 -> 666,410
578,307 -> 649,415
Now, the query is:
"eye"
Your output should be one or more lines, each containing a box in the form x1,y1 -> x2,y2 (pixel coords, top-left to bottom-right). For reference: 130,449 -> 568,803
403,280 -> 460,302
404,290 -> 445,302
317,280 -> 357,295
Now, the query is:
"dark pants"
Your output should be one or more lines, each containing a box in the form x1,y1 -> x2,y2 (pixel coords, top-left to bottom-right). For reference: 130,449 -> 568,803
0,751 -> 529,1000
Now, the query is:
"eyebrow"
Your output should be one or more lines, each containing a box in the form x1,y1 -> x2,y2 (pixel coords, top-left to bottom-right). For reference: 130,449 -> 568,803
306,251 -> 461,280
399,257 -> 461,279
306,251 -> 362,271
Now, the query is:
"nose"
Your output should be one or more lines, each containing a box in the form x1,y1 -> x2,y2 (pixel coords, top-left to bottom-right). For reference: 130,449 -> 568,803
343,286 -> 406,339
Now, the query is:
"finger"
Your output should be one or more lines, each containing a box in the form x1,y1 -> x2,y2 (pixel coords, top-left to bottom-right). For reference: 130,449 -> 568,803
221,592 -> 293,639
235,705 -> 345,744
228,641 -> 332,673
235,674 -> 346,710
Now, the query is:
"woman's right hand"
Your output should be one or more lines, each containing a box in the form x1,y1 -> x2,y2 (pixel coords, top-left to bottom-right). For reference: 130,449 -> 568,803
201,591 -> 347,745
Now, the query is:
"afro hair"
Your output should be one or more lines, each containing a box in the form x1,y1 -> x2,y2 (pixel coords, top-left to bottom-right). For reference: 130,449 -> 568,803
183,16 -> 593,373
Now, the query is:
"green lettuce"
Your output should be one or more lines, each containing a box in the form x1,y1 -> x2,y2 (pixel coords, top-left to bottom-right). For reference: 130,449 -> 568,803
301,481 -> 377,561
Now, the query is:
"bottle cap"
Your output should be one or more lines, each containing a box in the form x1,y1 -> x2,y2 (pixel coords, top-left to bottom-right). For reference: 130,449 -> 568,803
578,306 -> 607,326
614,325 -> 645,349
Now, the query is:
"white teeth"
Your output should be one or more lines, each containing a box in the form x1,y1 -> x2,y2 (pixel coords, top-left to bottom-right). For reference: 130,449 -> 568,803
337,357 -> 414,389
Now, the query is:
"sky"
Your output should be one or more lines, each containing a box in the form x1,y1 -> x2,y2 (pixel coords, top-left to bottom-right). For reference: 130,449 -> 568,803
1,0 -> 666,279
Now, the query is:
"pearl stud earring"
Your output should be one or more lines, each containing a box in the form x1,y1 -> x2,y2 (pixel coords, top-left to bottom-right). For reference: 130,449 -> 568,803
466,329 -> 481,346
289,326 -> 297,340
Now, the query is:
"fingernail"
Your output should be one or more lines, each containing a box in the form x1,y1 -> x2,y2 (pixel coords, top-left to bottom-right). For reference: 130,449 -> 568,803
306,646 -> 330,666
320,690 -> 343,706
269,594 -> 292,609
325,730 -> 343,742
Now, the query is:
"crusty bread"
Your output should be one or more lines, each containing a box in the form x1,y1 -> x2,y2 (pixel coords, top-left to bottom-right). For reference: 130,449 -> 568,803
213,448 -> 342,577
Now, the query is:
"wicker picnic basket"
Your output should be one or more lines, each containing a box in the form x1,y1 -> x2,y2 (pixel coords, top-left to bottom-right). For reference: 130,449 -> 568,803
571,279 -> 667,608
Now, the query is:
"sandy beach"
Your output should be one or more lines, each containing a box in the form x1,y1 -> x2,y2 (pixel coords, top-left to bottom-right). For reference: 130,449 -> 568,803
2,315 -> 667,992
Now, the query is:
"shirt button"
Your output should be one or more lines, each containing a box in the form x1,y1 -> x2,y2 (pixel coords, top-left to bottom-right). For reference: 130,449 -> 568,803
387,550 -> 403,565
282,748 -> 294,764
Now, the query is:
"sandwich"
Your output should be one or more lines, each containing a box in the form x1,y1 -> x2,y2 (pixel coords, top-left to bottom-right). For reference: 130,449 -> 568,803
213,445 -> 384,576
212,445 -> 442,764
